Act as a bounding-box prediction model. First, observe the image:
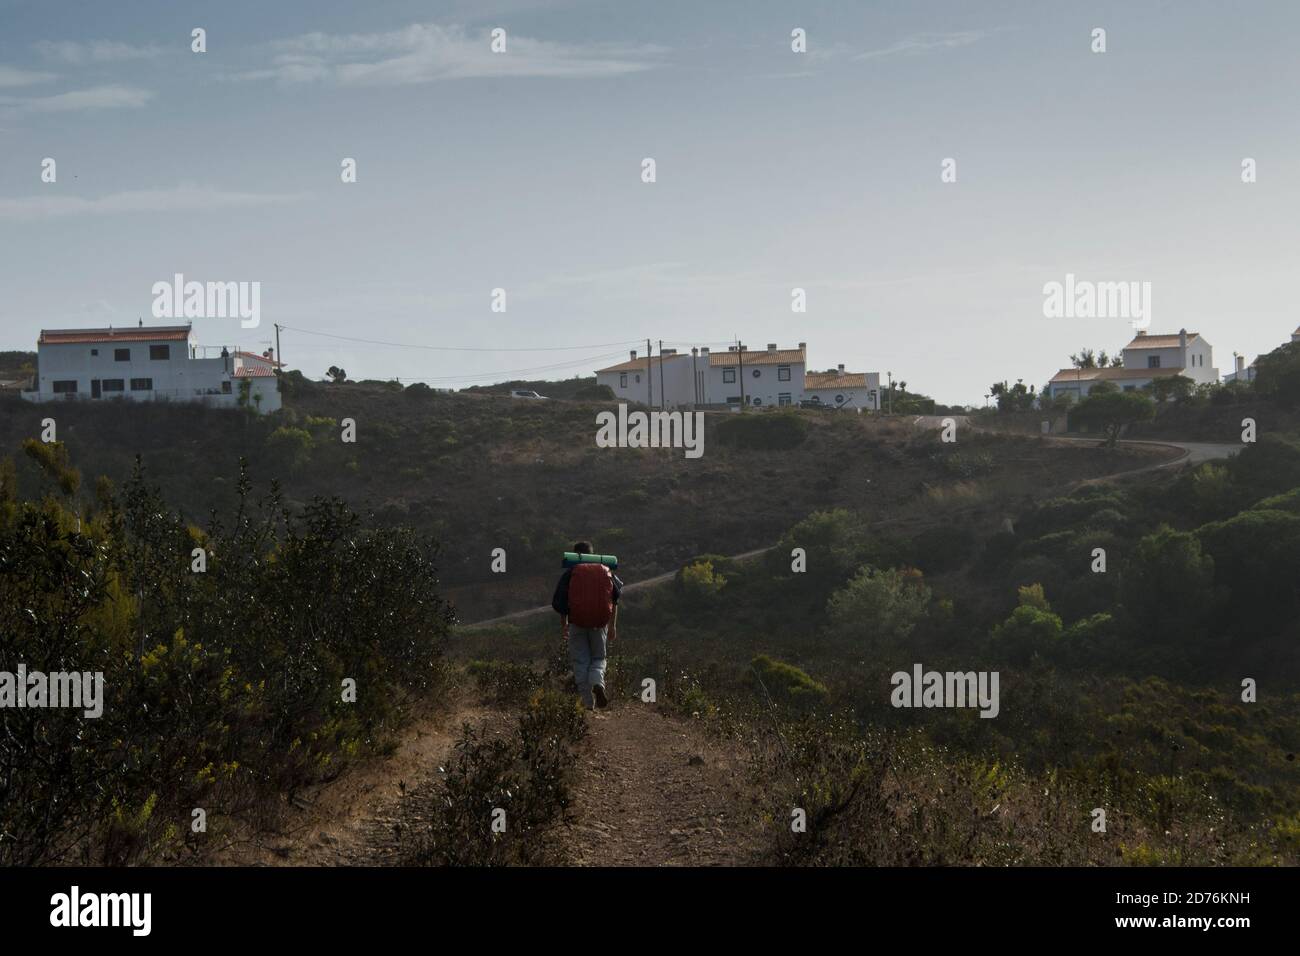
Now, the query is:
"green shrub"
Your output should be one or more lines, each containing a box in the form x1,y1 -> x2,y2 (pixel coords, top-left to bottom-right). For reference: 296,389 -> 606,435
715,412 -> 808,450
826,566 -> 931,647
750,655 -> 829,710
1120,525 -> 1216,644
679,559 -> 727,602
265,425 -> 314,472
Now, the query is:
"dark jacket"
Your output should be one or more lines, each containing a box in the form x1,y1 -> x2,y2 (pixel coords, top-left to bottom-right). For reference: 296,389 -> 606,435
552,567 -> 623,616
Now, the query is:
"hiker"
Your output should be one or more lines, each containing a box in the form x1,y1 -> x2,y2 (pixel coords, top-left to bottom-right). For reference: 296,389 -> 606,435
552,541 -> 622,710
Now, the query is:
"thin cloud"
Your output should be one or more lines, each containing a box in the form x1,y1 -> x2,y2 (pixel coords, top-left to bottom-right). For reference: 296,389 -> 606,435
0,65 -> 58,87
230,23 -> 665,85
853,30 -> 994,61
34,39 -> 163,64
0,184 -> 308,221
0,84 -> 154,113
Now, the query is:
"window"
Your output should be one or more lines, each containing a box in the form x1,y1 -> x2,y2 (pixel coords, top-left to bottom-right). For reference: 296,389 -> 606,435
752,368 -> 761,378
1147,355 -> 1160,368
778,365 -> 791,382
634,374 -> 641,383
130,378 -> 153,391
114,348 -> 131,362
1123,385 -> 1135,392
620,373 -> 628,388
102,379 -> 125,392
723,368 -> 736,383
753,398 -> 763,406
90,349 -> 98,356
150,344 -> 170,360
52,380 -> 78,393
778,393 -> 792,406
222,380 -> 232,394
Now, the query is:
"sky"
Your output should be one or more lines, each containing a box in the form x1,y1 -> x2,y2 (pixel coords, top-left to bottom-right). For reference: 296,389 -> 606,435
1,0 -> 1297,405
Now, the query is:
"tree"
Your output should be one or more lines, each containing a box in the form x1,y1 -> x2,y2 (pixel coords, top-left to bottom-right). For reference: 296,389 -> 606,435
1146,374 -> 1195,404
989,379 -> 1034,413
1253,341 -> 1300,407
326,365 -> 348,384
1069,390 -> 1155,445
826,565 -> 931,646
1070,348 -> 1097,369
1120,525 -> 1216,643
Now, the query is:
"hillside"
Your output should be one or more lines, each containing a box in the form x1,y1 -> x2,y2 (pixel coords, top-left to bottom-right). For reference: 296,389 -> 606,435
0,381 -> 1167,621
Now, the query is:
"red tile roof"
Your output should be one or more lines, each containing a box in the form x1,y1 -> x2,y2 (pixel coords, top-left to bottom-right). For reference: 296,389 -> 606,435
39,325 -> 193,346
708,347 -> 805,367
232,366 -> 276,378
1048,366 -> 1183,383
1123,332 -> 1200,350
595,354 -> 691,373
806,371 -> 868,388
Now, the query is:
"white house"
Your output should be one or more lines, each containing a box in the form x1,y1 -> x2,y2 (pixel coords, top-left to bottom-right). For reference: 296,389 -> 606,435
702,343 -> 807,408
1120,329 -> 1217,385
1046,328 -> 1217,400
804,367 -> 881,410
21,323 -> 281,414
594,349 -> 696,408
594,341 -> 882,410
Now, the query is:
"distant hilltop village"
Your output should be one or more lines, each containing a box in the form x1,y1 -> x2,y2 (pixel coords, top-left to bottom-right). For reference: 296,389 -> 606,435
19,322 -> 282,414
595,343 -> 882,411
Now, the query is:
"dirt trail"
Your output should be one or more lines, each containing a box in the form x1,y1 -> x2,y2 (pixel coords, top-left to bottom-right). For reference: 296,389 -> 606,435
553,704 -> 762,866
214,700 -> 501,866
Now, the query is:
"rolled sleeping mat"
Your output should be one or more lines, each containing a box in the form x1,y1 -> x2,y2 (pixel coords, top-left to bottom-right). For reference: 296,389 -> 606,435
562,552 -> 618,569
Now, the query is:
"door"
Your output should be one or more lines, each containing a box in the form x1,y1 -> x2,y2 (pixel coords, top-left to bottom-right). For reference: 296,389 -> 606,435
91,379 -> 101,399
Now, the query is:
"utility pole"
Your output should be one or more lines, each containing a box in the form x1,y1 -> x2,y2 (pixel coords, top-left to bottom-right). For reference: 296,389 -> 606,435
887,371 -> 893,415
646,337 -> 653,408
274,323 -> 282,367
691,347 -> 699,405
658,339 -> 667,410
737,340 -> 746,409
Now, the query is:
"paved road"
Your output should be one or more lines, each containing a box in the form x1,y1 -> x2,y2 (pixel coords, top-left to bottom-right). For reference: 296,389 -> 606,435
1042,435 -> 1241,482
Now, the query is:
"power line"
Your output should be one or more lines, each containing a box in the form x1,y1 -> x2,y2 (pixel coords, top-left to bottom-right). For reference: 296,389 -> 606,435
277,324 -> 642,353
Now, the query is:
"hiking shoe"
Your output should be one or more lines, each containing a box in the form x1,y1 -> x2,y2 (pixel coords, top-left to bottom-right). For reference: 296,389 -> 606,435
592,684 -> 609,708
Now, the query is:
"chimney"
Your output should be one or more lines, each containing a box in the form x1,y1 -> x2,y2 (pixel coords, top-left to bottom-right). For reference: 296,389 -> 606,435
1179,328 -> 1188,350
700,347 -> 709,356
630,350 -> 637,360
728,345 -> 737,352
767,343 -> 777,352
662,348 -> 676,356
837,363 -> 845,374
797,342 -> 806,349
1135,330 -> 1147,337
739,345 -> 748,352
1236,354 -> 1245,374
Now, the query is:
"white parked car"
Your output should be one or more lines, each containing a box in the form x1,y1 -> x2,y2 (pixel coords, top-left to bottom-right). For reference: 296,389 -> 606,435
510,389 -> 548,400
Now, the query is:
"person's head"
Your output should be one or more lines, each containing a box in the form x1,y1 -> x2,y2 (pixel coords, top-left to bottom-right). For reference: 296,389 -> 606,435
572,540 -> 593,555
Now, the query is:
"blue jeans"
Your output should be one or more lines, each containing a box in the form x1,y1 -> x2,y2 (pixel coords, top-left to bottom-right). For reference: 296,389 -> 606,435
568,626 -> 607,709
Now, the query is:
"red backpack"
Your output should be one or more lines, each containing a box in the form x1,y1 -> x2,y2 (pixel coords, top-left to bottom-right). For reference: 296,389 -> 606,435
568,563 -> 614,628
